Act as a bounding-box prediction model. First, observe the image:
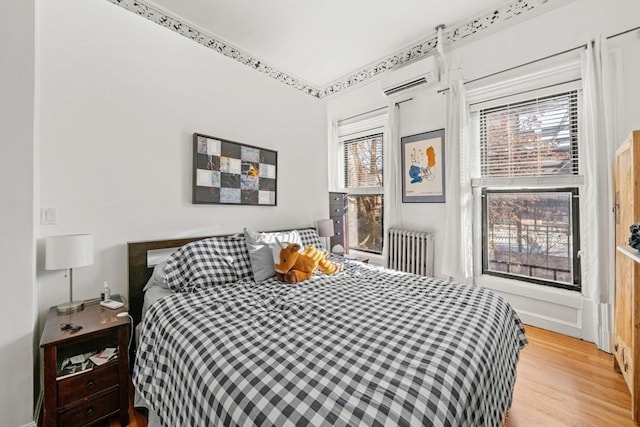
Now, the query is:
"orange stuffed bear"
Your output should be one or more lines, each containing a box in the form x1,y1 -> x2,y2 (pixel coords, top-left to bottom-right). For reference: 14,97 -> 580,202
274,242 -> 342,284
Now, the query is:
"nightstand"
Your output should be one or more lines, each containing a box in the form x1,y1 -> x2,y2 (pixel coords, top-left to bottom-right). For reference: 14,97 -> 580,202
40,300 -> 130,427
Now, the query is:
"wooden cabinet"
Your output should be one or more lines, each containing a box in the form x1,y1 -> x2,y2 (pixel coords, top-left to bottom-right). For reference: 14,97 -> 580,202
329,192 -> 348,254
614,130 -> 640,422
40,300 -> 130,426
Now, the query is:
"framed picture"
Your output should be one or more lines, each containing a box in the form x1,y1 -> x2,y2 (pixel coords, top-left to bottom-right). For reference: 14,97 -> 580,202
193,133 -> 277,206
401,129 -> 445,203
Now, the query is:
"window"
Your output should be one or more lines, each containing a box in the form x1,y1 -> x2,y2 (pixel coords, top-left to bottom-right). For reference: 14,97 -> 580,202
343,133 -> 384,254
477,91 -> 581,290
482,188 -> 580,289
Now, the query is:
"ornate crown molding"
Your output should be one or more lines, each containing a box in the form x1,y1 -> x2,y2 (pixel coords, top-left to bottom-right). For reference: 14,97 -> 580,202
108,0 -> 554,99
107,0 -> 321,97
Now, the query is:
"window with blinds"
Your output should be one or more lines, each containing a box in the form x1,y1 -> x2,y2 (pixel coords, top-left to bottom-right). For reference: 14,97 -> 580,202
344,133 -> 383,189
342,132 -> 384,254
478,90 -> 581,290
480,91 -> 579,179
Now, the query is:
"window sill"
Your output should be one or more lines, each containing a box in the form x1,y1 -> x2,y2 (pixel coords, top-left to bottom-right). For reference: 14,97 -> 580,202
476,274 -> 583,308
344,249 -> 384,266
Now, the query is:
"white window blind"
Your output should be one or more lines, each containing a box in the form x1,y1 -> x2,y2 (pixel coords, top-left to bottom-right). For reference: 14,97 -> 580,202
344,133 -> 384,189
480,91 -> 579,180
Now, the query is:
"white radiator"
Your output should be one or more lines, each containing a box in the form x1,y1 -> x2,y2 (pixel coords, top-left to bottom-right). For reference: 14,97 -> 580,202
387,228 -> 434,276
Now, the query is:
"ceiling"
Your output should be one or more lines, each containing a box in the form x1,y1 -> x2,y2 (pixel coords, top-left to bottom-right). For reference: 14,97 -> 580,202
113,0 -> 565,97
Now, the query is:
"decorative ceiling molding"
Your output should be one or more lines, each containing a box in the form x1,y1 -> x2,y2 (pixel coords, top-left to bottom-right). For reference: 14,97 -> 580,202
108,0 -> 553,99
107,0 -> 321,97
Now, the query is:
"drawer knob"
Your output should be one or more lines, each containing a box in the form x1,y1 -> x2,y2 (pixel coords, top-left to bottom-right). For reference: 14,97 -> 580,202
614,343 -> 619,351
624,362 -> 629,372
86,380 -> 95,389
86,407 -> 95,417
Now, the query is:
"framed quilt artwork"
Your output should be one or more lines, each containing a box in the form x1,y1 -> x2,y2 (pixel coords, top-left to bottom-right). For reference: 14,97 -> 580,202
193,133 -> 277,205
401,129 -> 445,203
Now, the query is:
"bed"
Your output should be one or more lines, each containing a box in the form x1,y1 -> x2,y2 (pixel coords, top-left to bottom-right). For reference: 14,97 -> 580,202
127,228 -> 527,427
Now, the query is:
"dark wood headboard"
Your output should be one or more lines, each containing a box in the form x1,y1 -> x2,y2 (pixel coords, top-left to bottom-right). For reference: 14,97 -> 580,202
127,236 -> 212,327
126,227 -> 314,368
126,227 -> 315,329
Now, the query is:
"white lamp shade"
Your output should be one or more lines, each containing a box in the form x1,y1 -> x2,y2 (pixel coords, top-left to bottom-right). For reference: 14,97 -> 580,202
317,219 -> 335,238
45,234 -> 94,270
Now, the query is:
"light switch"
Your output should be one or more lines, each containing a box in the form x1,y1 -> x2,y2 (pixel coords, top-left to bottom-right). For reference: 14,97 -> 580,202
40,208 -> 57,225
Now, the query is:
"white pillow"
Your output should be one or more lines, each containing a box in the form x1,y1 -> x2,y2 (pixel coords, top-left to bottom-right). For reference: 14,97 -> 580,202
244,228 -> 301,282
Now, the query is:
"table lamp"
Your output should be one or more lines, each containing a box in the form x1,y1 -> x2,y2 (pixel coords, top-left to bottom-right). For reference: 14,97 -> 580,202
317,219 -> 335,252
45,234 -> 94,313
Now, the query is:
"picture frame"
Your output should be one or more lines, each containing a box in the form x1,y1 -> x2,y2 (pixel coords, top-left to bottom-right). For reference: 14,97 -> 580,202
401,129 -> 445,203
192,132 -> 277,206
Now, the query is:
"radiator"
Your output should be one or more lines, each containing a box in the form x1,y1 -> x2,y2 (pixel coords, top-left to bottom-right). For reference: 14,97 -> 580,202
387,228 -> 434,276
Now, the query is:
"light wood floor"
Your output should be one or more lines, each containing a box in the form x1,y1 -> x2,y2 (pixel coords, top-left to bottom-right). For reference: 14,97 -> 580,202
506,325 -> 635,426
115,325 -> 637,427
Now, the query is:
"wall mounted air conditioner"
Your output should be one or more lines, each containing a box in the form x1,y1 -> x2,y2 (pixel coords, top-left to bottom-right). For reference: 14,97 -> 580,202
381,56 -> 439,96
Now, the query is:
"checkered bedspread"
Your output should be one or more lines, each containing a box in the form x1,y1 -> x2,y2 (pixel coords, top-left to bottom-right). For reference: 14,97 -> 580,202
134,260 -> 527,427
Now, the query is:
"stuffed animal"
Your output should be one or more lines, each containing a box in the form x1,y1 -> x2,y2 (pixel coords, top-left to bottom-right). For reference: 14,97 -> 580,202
274,242 -> 342,284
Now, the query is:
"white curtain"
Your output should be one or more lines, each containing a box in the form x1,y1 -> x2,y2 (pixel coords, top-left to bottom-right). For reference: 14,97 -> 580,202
581,36 -> 615,305
382,103 -> 401,266
327,121 -> 340,191
440,80 -> 473,283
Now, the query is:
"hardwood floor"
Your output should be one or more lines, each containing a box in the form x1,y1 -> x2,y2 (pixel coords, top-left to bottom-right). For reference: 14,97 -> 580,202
114,325 -> 636,427
506,325 -> 635,427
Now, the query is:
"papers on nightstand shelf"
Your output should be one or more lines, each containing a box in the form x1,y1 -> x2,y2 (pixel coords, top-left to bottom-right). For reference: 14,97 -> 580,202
57,348 -> 118,379
58,351 -> 96,379
89,347 -> 117,366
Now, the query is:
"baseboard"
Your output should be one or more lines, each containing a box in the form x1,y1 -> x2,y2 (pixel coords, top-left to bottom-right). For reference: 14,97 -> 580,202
595,301 -> 613,353
516,309 -> 582,339
20,422 -> 36,427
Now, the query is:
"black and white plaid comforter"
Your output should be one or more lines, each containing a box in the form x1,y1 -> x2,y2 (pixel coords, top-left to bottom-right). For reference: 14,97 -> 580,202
134,260 -> 527,427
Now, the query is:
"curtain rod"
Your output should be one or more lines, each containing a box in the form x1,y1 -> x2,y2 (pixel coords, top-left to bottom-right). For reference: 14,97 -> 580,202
607,25 -> 640,41
337,98 -> 413,123
338,106 -> 387,123
438,25 -> 640,95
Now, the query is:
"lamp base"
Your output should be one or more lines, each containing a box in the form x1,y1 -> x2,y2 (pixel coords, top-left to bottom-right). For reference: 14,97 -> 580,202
56,301 -> 85,314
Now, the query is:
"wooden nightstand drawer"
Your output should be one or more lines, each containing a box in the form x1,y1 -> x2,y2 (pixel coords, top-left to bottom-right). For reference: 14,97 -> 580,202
57,388 -> 119,427
58,362 -> 119,406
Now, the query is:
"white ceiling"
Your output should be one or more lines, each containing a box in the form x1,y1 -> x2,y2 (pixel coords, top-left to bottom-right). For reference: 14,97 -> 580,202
147,0 -> 524,88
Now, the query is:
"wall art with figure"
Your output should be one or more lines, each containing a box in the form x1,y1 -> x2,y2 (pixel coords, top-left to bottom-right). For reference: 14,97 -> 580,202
401,129 -> 445,203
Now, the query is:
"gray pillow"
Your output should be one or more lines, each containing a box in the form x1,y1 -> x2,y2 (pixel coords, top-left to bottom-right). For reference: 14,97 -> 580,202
143,260 -> 169,292
244,228 -> 301,282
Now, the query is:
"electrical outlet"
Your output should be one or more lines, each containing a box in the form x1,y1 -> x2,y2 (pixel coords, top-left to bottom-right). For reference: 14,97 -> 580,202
40,208 -> 57,225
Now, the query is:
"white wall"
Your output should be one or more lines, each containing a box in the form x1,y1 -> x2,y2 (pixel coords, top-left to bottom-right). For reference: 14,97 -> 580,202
36,0 -> 326,366
0,1 -> 37,426
37,0 -> 327,307
326,0 -> 640,340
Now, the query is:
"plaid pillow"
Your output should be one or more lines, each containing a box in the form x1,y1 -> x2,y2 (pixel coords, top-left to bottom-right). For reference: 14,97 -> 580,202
164,235 -> 252,291
298,228 -> 325,250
